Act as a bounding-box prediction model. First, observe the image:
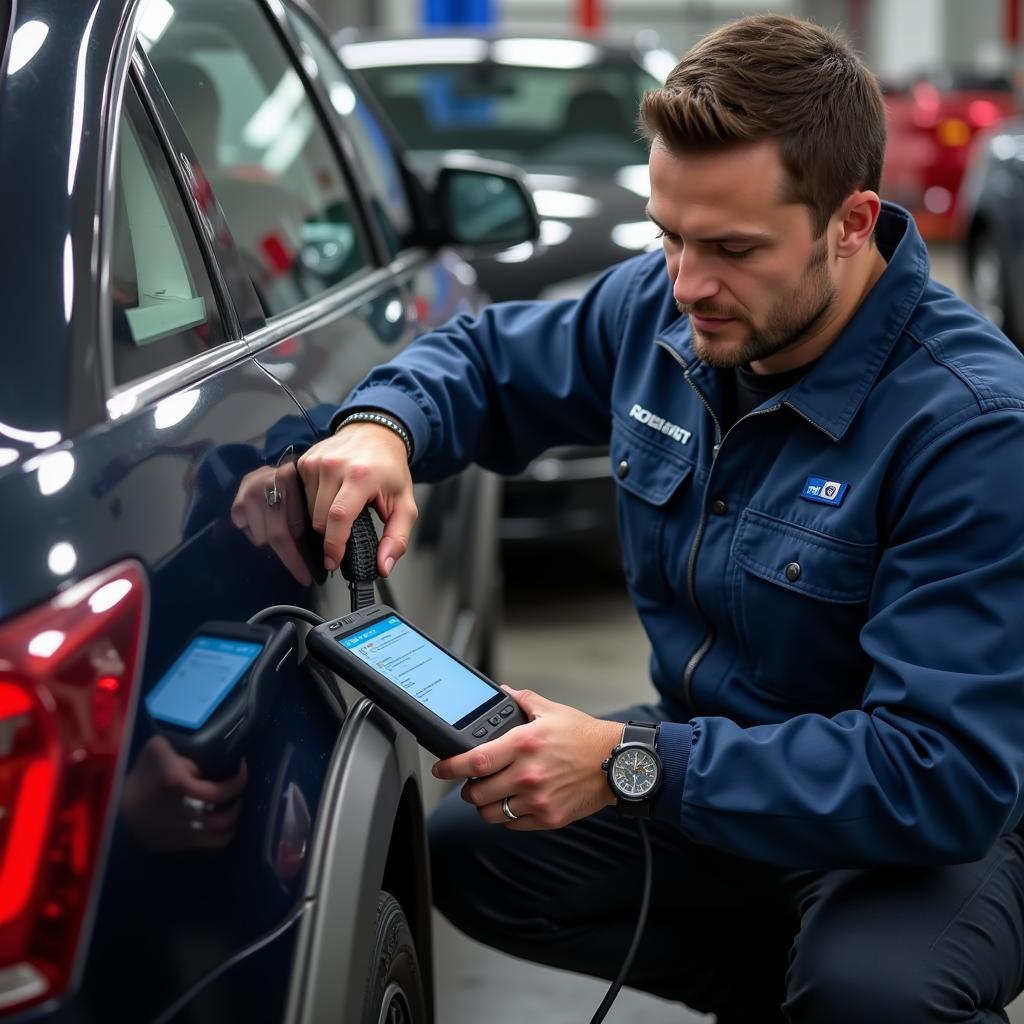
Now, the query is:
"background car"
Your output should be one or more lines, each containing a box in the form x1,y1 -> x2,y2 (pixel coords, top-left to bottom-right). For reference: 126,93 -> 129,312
0,0 -> 535,1020
339,29 -> 675,550
881,68 -> 1019,241
959,116 -> 1024,347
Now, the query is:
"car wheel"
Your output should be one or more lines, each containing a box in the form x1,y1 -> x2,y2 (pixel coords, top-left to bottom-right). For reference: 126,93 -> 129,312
970,229 -> 1016,341
362,891 -> 429,1024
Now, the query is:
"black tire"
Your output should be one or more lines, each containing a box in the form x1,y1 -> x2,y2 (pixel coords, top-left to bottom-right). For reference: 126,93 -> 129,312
361,891 -> 429,1024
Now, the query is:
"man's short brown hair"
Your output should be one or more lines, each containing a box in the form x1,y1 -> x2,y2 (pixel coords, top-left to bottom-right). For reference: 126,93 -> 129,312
639,15 -> 886,236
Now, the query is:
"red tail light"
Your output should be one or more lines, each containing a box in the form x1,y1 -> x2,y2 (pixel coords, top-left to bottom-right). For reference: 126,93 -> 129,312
0,561 -> 147,1015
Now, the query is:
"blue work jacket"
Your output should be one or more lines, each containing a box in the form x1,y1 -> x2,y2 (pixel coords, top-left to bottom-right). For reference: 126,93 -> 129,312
337,204 -> 1024,868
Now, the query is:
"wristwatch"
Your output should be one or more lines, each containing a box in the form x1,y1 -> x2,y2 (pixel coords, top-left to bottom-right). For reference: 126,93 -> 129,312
602,721 -> 662,817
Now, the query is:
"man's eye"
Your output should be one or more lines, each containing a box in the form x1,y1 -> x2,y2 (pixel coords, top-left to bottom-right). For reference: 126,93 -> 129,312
720,245 -> 754,259
656,230 -> 681,244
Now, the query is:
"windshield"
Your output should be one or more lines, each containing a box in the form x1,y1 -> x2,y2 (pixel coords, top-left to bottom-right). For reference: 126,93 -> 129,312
355,61 -> 660,168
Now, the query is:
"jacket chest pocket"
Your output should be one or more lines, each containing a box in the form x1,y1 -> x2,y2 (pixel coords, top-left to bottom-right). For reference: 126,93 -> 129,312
611,423 -> 695,601
730,509 -> 876,708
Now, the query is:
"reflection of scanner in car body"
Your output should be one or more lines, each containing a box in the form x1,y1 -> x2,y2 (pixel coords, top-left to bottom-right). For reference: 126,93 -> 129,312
145,620 -> 297,780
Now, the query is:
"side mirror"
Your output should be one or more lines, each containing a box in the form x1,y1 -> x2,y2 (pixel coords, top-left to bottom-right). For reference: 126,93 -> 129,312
432,156 -> 539,249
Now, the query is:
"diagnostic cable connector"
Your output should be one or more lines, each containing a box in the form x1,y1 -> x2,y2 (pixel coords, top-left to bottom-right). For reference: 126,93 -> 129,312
341,506 -> 379,612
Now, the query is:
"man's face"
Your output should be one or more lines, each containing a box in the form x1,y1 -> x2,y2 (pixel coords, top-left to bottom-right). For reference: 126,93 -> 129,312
648,139 -> 838,370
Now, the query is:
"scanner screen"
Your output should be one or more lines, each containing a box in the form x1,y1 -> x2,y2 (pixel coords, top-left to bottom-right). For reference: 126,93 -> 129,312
146,636 -> 263,730
340,616 -> 497,727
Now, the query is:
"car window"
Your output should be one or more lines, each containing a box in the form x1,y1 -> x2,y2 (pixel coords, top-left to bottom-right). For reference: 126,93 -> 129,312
286,11 -> 416,259
140,0 -> 370,317
110,84 -> 226,386
347,51 -> 659,168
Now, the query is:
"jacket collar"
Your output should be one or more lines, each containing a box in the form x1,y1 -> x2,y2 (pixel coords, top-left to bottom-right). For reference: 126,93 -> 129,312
656,203 -> 930,441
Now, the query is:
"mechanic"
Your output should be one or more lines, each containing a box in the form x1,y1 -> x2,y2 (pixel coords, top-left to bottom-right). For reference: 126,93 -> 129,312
296,15 -> 1024,1022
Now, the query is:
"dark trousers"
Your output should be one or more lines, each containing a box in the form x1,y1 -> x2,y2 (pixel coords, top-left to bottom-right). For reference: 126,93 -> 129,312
429,711 -> 1024,1022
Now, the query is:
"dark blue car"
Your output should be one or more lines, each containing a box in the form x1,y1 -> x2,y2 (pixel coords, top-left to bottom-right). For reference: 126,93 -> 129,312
0,0 -> 535,1020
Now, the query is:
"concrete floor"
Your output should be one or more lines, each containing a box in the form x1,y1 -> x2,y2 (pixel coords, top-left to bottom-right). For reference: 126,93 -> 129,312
427,242 -> 1024,1023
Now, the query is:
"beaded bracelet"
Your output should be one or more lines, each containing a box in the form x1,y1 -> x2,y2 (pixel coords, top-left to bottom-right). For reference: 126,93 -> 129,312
335,410 -> 413,461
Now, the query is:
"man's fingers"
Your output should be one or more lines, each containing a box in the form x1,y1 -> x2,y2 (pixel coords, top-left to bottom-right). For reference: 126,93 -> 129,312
433,734 -> 518,781
460,765 -> 522,809
295,424 -> 416,572
500,686 -> 550,720
377,498 -> 417,576
231,489 -> 267,545
309,455 -> 346,539
268,531 -> 313,586
180,758 -> 248,805
296,451 -> 322,537
266,511 -> 313,586
322,478 -> 376,571
198,800 -> 242,834
476,797 -> 541,830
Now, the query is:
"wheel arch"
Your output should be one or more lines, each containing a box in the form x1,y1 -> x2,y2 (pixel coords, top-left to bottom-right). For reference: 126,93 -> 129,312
284,698 -> 432,1024
382,778 -> 435,1021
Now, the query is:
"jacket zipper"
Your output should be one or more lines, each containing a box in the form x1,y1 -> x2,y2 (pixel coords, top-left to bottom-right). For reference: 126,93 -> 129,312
655,339 -> 789,706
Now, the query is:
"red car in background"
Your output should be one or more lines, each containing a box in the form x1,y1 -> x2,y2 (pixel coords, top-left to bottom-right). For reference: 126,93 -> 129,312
881,70 -> 1019,240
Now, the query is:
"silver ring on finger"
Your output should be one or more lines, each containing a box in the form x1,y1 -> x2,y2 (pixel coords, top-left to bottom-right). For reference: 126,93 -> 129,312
501,796 -> 519,822
265,484 -> 283,508
183,795 -> 215,816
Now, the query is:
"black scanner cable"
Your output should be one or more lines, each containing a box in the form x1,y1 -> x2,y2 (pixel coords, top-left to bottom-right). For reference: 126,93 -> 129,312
251,506 -> 652,1023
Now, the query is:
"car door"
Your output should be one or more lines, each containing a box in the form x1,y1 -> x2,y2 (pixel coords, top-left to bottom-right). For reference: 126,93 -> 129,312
73,43 -> 362,1024
136,0 -> 499,668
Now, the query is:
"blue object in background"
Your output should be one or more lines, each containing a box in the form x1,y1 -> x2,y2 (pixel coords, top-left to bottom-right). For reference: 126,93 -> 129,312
423,0 -> 494,26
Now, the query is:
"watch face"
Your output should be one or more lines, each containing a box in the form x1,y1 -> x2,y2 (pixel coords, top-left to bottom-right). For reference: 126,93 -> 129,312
611,747 -> 660,799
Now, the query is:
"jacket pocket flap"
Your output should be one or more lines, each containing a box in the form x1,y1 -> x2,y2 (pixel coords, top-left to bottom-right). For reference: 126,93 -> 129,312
610,424 -> 694,506
732,509 -> 875,604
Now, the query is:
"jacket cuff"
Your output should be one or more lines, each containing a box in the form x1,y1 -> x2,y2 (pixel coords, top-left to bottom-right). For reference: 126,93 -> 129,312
653,721 -> 692,825
332,388 -> 433,467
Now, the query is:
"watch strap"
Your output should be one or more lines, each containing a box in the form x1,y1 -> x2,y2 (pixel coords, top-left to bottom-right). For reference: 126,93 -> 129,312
622,721 -> 659,747
617,795 -> 654,818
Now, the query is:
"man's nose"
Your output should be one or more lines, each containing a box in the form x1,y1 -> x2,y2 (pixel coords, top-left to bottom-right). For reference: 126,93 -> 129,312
672,248 -> 719,308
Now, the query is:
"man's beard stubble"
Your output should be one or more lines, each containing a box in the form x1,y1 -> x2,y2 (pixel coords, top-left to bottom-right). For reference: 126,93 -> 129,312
679,236 -> 838,370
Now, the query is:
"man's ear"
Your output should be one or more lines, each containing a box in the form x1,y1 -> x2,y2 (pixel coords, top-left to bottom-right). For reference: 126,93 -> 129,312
833,191 -> 881,258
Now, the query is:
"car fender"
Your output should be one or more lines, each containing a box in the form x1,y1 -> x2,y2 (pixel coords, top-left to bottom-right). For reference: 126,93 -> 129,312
283,697 -> 429,1024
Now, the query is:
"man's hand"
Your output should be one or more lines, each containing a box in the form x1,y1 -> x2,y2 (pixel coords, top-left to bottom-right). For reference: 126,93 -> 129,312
296,423 -> 417,576
121,736 -> 247,852
432,686 -> 623,830
230,464 -> 312,586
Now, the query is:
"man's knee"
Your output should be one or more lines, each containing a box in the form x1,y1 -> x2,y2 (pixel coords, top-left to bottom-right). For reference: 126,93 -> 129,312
784,935 -> 937,1024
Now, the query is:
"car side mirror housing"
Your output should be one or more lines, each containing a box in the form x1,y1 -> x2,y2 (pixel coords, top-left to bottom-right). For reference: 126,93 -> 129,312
430,156 -> 539,249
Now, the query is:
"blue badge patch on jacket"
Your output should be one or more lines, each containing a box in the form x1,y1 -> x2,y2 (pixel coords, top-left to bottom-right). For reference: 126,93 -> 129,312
801,476 -> 849,506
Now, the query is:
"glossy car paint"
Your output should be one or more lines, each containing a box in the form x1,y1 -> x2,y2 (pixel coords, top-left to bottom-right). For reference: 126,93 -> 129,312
0,0 -> 501,1019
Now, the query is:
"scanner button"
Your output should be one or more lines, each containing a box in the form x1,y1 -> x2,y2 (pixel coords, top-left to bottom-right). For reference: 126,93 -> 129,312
488,715 -> 501,726
472,727 -> 488,738
499,705 -> 515,717
328,622 -> 341,630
